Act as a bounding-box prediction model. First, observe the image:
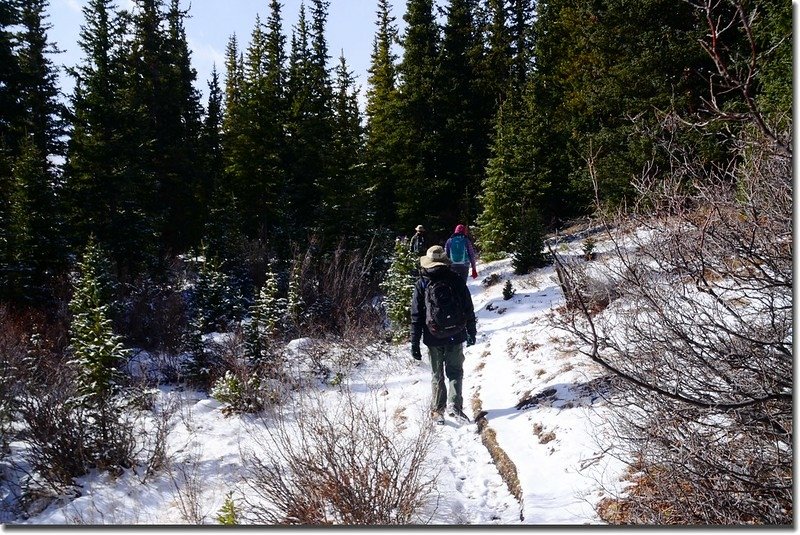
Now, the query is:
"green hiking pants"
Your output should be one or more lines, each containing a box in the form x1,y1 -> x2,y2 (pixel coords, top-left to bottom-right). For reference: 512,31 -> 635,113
428,344 -> 465,413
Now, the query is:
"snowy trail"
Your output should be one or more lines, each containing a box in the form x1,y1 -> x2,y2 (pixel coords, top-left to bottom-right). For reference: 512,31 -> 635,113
427,418 -> 522,523
352,352 -> 522,524
462,260 -> 615,524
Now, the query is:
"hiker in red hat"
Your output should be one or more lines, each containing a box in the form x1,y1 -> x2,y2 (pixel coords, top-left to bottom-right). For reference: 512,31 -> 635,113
445,224 -> 478,281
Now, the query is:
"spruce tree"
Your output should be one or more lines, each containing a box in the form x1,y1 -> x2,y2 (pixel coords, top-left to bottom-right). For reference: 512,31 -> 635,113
226,8 -> 288,242
286,259 -> 304,328
285,1 -> 335,241
68,237 -> 130,464
323,53 -> 366,245
481,0 -> 512,106
394,0 -> 441,233
508,0 -> 534,92
436,0 -> 487,225
0,1 -> 21,259
184,247 -> 241,389
193,248 -> 242,334
364,0 -> 401,230
510,207 -> 546,275
64,0 -> 150,278
5,135 -> 63,302
123,0 -> 204,263
199,65 -> 224,228
528,0 -> 711,213
16,0 -> 66,166
476,88 -> 544,255
218,33 -> 249,243
0,1 -> 21,158
379,238 -> 417,342
160,0 -> 205,252
754,0 -> 791,130
244,265 -> 283,367
1,0 -> 68,301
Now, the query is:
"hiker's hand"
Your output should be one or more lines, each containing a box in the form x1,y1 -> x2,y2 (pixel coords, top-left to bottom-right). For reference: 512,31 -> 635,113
471,268 -> 478,279
466,334 -> 476,347
411,344 -> 422,360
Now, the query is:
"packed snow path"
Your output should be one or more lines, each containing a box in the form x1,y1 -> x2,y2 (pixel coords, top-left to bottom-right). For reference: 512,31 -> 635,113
458,258 -> 620,524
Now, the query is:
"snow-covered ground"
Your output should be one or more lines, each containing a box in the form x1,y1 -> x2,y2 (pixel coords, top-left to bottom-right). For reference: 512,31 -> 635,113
10,238 -> 630,526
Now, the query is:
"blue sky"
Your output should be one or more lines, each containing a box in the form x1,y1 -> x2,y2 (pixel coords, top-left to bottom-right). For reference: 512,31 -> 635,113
46,0 -> 407,103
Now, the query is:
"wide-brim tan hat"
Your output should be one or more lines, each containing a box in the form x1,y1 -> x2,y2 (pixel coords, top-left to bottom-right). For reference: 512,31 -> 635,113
415,225 -> 425,232
420,245 -> 451,269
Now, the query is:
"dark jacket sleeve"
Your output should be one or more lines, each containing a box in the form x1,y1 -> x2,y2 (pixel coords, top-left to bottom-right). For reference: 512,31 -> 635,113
463,280 -> 477,338
410,278 -> 425,346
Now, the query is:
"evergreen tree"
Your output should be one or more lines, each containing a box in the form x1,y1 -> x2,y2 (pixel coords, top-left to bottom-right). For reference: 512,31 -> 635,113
527,0 -> 711,213
244,264 -> 283,366
0,1 -> 22,264
436,0 -> 487,225
193,248 -> 242,334
183,247 -> 242,389
1,0 -> 67,302
394,0 -> 441,233
227,7 -> 288,242
4,135 -> 63,302
379,238 -> 417,342
68,237 -> 130,464
64,0 -> 152,279
285,1 -> 335,240
481,0 -> 512,106
754,0 -> 791,130
286,259 -> 304,328
510,206 -> 546,275
16,0 -> 66,165
122,0 -> 204,263
199,65 -> 224,229
218,33 -> 248,243
216,493 -> 239,525
323,53 -> 366,245
364,0 -> 401,230
476,87 -> 546,255
263,0 -> 290,241
508,0 -> 534,92
0,1 -> 22,160
160,0 -> 205,251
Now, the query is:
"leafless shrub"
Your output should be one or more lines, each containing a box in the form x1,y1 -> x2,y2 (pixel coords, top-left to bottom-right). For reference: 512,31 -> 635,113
553,254 -> 621,315
241,390 -> 438,525
167,446 -> 208,524
137,392 -> 180,482
290,238 -> 384,339
553,0 -> 791,522
555,90 -> 791,528
13,369 -> 88,494
10,330 -> 138,510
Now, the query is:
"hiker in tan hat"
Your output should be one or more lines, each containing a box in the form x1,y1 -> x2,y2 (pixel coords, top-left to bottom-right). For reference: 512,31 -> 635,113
410,246 -> 477,424
409,224 -> 427,256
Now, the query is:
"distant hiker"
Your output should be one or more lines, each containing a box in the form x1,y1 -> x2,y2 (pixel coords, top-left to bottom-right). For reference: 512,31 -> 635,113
410,246 -> 477,424
445,224 -> 478,281
410,225 -> 427,256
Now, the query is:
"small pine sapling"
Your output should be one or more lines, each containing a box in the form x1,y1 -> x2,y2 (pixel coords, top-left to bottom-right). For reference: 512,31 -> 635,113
379,238 -> 417,343
216,492 -> 239,524
582,237 -> 597,260
502,280 -> 515,300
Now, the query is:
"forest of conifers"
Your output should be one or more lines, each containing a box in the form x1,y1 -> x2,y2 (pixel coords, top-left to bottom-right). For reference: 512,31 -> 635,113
0,0 -> 791,306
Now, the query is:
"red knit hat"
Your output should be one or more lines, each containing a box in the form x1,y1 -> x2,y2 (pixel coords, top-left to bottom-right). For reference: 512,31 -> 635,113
454,224 -> 466,234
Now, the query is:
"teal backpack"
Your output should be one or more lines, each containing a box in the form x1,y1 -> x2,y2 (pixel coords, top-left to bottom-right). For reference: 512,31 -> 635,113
450,235 -> 468,264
